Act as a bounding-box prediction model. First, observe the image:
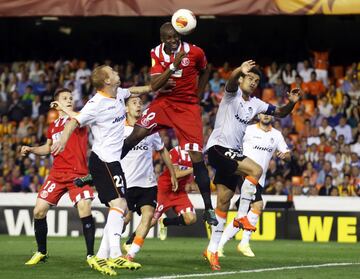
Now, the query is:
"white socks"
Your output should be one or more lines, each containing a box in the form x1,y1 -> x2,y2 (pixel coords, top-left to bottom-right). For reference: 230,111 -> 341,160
219,209 -> 260,249
240,210 -> 259,245
236,177 -> 257,218
207,209 -> 227,253
128,236 -> 144,258
96,207 -> 125,259
97,224 -> 109,259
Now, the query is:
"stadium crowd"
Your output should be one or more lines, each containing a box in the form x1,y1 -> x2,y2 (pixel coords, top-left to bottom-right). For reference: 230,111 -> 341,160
0,55 -> 359,197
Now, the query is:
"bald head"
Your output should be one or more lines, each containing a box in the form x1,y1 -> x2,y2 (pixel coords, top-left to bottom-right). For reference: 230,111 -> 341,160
160,22 -> 181,53
160,22 -> 177,38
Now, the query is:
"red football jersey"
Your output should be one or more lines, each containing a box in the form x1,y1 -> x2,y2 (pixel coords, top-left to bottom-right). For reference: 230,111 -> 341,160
150,41 -> 207,104
158,146 -> 193,192
47,116 -> 88,175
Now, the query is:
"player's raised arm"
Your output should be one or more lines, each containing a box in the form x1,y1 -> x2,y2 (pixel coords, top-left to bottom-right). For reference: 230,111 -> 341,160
151,50 -> 186,92
51,119 -> 79,156
21,139 -> 52,156
225,60 -> 256,93
273,88 -> 302,118
158,147 -> 179,192
128,85 -> 152,96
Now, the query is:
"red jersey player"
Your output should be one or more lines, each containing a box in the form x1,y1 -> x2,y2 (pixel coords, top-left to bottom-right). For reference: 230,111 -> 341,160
121,22 -> 218,226
124,146 -> 196,247
21,88 -> 96,267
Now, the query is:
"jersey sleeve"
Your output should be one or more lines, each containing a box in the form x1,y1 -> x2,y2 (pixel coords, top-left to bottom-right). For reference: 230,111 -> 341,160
169,147 -> 180,165
150,49 -> 164,76
255,98 -> 276,116
117,88 -> 131,100
195,46 -> 207,71
74,98 -> 97,127
46,123 -> 53,140
152,133 -> 165,151
277,133 -> 290,154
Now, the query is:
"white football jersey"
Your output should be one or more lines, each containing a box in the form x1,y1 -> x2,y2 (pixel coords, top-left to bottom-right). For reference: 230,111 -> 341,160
75,88 -> 130,163
206,88 -> 271,153
243,124 -> 289,186
121,124 -> 164,188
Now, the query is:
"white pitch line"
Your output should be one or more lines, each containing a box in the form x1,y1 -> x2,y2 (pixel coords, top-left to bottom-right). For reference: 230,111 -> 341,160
140,262 -> 360,279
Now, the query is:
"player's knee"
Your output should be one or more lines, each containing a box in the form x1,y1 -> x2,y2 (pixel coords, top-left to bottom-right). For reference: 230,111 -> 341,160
183,213 -> 197,225
217,196 -> 231,212
77,199 -> 92,217
33,206 -> 47,219
248,163 -> 262,180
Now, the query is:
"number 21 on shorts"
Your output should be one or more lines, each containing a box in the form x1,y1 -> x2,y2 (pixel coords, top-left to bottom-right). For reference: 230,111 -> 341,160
113,175 -> 125,195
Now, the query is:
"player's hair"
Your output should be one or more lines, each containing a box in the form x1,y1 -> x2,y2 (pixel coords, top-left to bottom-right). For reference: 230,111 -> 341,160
54,88 -> 72,100
91,65 -> 110,89
248,67 -> 262,78
125,95 -> 140,106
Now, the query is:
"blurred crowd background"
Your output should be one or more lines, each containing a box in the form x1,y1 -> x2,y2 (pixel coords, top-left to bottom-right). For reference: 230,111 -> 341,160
0,51 -> 359,197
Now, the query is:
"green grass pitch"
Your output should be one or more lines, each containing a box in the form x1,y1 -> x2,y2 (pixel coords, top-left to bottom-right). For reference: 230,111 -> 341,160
1,235 -> 359,279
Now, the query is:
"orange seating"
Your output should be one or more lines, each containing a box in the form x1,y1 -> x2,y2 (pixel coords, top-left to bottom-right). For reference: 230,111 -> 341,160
292,176 -> 303,186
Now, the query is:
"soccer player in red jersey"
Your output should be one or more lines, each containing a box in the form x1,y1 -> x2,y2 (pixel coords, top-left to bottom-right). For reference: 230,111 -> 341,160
121,22 -> 217,226
124,145 -> 196,248
21,88 -> 95,266
154,146 -> 197,238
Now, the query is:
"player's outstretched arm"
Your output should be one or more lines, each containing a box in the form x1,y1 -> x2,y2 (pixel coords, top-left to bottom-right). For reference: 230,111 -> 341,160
151,51 -> 186,92
128,85 -> 152,96
273,88 -> 301,118
50,101 -> 79,118
225,60 -> 256,93
276,151 -> 291,161
21,139 -> 52,156
159,147 -> 179,192
51,119 -> 79,155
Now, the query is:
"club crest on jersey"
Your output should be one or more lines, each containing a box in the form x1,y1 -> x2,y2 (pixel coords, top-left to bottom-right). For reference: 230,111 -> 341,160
248,107 -> 253,115
141,117 -> 150,127
40,190 -> 48,199
270,137 -> 274,144
181,57 -> 190,67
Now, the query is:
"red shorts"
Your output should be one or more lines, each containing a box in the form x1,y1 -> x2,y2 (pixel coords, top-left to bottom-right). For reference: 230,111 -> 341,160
137,99 -> 203,151
37,171 -> 94,206
154,189 -> 194,219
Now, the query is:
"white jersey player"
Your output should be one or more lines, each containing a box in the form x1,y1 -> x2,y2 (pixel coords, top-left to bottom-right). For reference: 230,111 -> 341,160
218,113 -> 290,258
122,96 -> 175,262
51,65 -> 156,275
203,60 -> 300,271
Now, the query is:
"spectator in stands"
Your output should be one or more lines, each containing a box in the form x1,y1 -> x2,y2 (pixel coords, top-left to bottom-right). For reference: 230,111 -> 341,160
312,50 -> 329,86
316,160 -> 332,186
306,71 -> 325,104
319,174 -> 335,196
329,186 -> 339,196
209,71 -> 225,94
266,62 -> 281,85
8,91 -> 26,122
282,63 -> 297,85
335,116 -> 352,144
327,84 -> 343,109
318,118 -> 332,137
299,60 -> 314,82
348,106 -> 360,129
218,62 -> 232,80
310,108 -> 323,128
328,107 -> 342,127
351,134 -> 360,156
318,96 -> 333,118
338,174 -> 356,196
